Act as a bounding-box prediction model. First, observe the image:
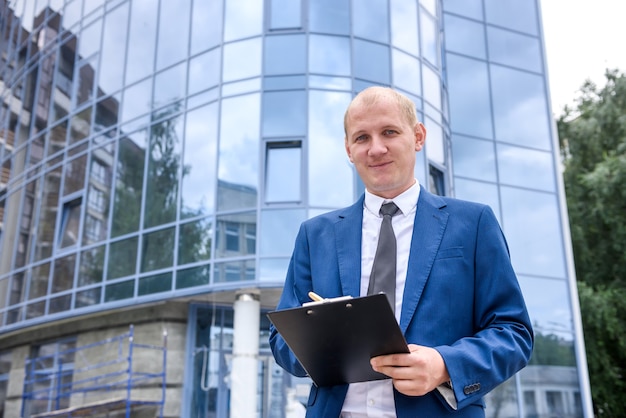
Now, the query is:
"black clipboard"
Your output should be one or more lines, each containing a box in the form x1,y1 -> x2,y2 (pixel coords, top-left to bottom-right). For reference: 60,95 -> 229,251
267,293 -> 409,387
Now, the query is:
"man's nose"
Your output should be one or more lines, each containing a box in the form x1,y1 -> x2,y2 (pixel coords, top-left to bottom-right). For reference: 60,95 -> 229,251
368,135 -> 387,155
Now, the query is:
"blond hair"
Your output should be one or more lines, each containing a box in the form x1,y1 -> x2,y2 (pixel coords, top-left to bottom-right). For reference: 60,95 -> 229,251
343,86 -> 418,137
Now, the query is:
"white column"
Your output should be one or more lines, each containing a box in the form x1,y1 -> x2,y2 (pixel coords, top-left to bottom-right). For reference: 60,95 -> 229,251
230,291 -> 261,418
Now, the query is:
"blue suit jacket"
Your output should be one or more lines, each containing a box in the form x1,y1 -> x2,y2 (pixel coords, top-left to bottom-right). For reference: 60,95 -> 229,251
270,187 -> 533,417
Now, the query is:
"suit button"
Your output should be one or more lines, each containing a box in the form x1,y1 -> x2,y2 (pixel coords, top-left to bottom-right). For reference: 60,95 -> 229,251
463,383 -> 481,395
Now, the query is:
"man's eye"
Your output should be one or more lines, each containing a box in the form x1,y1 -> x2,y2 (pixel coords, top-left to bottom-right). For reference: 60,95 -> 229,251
355,135 -> 367,142
383,129 -> 397,135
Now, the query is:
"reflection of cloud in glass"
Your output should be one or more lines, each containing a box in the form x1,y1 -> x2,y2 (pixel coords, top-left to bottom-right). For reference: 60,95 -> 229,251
223,0 -> 263,42
223,38 -> 262,83
154,62 -> 186,109
99,4 -> 129,95
392,49 -> 421,96
518,275 -> 573,339
181,103 -> 218,216
191,0 -> 222,54
500,186 -> 566,278
452,135 -> 497,182
390,0 -> 419,55
218,94 -> 260,189
487,27 -> 541,73
308,90 -> 354,207
156,0 -> 191,70
309,35 -> 351,76
490,65 -> 551,150
444,14 -> 486,59
496,144 -> 555,192
126,0 -> 158,85
420,14 -> 438,65
121,78 -> 152,124
446,54 -> 493,139
260,209 -> 306,256
352,0 -> 389,43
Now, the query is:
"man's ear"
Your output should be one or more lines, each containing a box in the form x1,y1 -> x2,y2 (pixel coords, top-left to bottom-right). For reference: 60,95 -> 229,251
345,139 -> 354,162
414,123 -> 426,151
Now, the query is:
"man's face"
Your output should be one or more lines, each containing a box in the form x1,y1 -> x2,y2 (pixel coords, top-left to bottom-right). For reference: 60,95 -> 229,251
345,96 -> 426,199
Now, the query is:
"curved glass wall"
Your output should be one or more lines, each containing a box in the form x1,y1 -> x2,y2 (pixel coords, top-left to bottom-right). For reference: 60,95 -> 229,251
0,0 -> 446,328
444,0 -> 587,415
0,0 -> 591,417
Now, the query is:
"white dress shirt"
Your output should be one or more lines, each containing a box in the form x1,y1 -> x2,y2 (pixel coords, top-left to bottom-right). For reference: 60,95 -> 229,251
340,181 -> 420,418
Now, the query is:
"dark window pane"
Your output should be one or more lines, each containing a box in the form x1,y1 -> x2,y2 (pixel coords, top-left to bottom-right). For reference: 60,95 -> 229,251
35,166 -> 62,260
105,279 -> 134,302
29,262 -> 51,300
177,264 -> 210,289
112,134 -> 145,237
59,199 -> 82,248
141,227 -> 175,272
52,254 -> 76,294
178,218 -> 213,266
138,272 -> 172,296
63,153 -> 87,195
75,287 -> 101,308
107,237 -> 138,280
49,294 -> 72,314
79,246 -> 105,286
144,114 -> 182,228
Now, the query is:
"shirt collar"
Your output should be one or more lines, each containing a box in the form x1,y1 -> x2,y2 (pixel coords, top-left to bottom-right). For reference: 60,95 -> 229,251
364,179 -> 420,216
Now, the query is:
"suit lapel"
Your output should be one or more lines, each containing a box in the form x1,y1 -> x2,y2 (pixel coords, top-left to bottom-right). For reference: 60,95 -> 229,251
335,196 -> 365,297
399,188 -> 449,333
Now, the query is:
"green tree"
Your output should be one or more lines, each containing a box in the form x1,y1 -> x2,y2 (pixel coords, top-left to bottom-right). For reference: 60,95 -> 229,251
557,69 -> 626,416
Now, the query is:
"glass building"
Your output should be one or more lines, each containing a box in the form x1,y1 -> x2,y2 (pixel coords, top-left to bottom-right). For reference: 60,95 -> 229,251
0,0 -> 592,417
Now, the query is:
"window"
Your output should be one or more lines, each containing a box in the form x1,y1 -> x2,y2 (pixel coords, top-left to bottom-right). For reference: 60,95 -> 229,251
264,142 -> 301,203
429,165 -> 446,196
59,198 -> 82,249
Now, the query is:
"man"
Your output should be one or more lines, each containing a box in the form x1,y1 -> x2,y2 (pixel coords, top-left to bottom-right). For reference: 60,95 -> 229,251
269,86 -> 533,417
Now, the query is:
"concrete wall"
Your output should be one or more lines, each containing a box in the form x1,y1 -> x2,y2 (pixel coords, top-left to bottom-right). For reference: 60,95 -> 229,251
0,301 -> 189,418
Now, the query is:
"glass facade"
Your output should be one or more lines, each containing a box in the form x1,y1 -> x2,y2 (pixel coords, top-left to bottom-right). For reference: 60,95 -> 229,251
0,0 -> 591,417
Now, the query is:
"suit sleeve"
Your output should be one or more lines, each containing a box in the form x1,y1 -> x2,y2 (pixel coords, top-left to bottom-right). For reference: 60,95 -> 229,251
434,205 -> 534,410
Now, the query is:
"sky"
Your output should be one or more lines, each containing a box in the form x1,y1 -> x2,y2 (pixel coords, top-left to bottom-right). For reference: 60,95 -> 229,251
540,0 -> 626,116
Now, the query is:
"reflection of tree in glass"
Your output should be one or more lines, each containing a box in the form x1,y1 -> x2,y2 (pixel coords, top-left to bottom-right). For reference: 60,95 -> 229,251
145,104 -> 183,228
112,104 -> 212,280
112,135 -> 145,237
528,331 -> 575,367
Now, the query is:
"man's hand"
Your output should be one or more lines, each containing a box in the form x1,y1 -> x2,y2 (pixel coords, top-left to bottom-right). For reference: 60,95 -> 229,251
370,344 -> 450,396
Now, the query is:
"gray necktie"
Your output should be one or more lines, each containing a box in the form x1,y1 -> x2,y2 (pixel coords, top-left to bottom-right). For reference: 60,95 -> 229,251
367,201 -> 400,310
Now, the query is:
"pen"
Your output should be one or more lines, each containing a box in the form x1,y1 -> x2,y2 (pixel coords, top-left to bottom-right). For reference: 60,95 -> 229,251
308,291 -> 324,302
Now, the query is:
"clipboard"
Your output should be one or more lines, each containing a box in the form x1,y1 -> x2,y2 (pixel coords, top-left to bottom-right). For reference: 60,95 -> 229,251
267,293 -> 409,387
